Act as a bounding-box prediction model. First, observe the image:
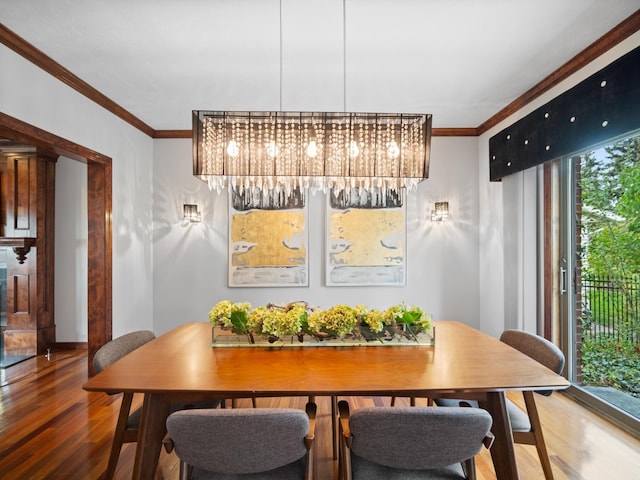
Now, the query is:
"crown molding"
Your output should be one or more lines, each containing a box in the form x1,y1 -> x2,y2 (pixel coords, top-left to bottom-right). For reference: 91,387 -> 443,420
477,9 -> 640,135
0,23 -> 155,137
2,10 -> 639,140
153,130 -> 191,139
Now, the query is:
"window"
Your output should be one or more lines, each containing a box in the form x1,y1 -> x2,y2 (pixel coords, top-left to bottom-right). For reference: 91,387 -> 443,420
546,131 -> 640,435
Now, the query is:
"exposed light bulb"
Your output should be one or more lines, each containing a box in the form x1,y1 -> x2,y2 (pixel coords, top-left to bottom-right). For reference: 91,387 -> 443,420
387,141 -> 400,159
266,140 -> 279,158
227,140 -> 239,158
349,140 -> 360,158
306,140 -> 318,158
194,111 -> 431,196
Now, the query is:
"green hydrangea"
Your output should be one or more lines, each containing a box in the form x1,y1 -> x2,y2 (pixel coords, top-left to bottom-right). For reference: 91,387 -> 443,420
262,307 -> 303,337
210,300 -> 430,341
209,301 -> 252,333
247,306 -> 271,333
209,300 -> 233,325
310,304 -> 358,337
362,308 -> 388,333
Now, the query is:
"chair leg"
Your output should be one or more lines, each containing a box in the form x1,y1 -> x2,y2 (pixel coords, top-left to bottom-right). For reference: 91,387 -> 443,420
523,391 -> 555,480
463,457 -> 477,480
305,395 -> 338,460
104,392 -> 134,480
338,418 -> 352,480
179,460 -> 192,480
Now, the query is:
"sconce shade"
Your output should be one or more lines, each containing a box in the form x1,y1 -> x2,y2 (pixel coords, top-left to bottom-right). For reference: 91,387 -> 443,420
431,201 -> 449,222
193,111 -> 431,195
183,204 -> 201,223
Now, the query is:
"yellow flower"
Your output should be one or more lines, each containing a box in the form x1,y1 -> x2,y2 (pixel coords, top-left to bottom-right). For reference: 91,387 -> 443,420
362,309 -> 387,333
313,304 -> 358,337
354,304 -> 368,317
210,299 -> 429,341
247,306 -> 271,333
262,308 -> 303,337
209,300 -> 252,329
209,300 -> 232,325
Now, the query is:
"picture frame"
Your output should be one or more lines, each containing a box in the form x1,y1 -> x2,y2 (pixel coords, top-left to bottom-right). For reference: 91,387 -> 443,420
325,188 -> 406,286
228,188 -> 309,287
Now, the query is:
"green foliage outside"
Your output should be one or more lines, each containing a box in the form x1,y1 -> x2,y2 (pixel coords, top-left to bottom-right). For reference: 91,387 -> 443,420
581,336 -> 640,398
580,137 -> 640,277
579,136 -> 640,396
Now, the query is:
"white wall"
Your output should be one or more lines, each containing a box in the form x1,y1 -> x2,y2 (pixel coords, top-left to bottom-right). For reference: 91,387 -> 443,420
478,31 -> 640,338
54,157 -> 88,342
152,136 -> 480,334
0,44 -> 155,339
5,27 -> 637,342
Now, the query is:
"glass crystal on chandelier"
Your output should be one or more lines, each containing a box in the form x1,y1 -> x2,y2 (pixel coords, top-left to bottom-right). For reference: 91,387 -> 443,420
192,111 -> 431,196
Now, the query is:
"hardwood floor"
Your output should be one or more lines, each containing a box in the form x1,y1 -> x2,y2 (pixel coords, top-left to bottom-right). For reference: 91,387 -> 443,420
1,349 -> 639,479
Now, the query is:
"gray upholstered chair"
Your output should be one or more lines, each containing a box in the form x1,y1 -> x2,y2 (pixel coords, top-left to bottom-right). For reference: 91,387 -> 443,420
164,402 -> 317,480
435,329 -> 565,480
93,330 -> 221,480
337,400 -> 493,480
93,330 -> 156,480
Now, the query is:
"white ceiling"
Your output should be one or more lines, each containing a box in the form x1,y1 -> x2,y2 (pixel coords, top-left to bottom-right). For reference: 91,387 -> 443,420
1,0 -> 638,131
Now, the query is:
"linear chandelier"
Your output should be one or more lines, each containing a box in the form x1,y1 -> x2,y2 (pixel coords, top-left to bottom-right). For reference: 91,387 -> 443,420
192,110 -> 431,195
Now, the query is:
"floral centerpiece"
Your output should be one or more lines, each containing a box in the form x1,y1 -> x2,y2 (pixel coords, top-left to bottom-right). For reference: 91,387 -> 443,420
209,300 -> 434,347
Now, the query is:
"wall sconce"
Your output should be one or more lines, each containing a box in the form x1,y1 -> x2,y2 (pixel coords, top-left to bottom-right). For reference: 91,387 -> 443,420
183,204 -> 201,225
431,201 -> 449,222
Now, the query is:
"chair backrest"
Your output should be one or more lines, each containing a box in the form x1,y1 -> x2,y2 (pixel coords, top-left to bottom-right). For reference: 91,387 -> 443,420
348,406 -> 492,470
93,330 -> 156,373
166,407 -> 310,475
500,330 -> 565,395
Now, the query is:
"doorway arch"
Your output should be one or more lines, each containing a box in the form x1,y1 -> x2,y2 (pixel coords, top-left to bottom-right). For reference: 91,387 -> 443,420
0,112 -> 112,375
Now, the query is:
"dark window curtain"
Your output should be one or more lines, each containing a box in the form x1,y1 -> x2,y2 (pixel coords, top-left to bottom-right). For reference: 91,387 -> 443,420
490,46 -> 640,181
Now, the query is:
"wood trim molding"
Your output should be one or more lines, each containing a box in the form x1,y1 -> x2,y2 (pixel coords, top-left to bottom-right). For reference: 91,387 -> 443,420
0,112 -> 111,165
0,112 -> 113,376
153,130 -> 192,139
477,9 -> 640,135
87,160 -> 112,376
432,128 -> 478,137
2,12 -> 639,139
0,23 -> 155,137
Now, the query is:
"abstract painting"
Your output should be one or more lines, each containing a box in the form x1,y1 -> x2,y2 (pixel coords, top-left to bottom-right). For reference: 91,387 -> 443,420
326,188 -> 406,286
229,189 -> 308,287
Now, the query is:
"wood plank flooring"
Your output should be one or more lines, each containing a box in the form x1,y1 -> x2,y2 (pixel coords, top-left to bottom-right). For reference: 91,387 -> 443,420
1,348 -> 639,479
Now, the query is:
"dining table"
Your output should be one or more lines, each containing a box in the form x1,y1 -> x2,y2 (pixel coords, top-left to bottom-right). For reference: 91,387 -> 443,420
83,320 -> 569,480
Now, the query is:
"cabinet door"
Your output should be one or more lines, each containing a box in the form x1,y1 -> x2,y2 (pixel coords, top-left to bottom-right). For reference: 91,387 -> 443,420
1,246 -> 37,359
4,155 -> 37,238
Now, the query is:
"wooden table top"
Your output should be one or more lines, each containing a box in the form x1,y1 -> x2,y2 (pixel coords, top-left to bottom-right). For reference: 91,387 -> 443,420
83,321 -> 569,397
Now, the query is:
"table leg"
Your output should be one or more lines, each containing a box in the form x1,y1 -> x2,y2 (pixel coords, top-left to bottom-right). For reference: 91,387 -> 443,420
132,393 -> 170,480
331,395 -> 338,460
479,391 -> 519,480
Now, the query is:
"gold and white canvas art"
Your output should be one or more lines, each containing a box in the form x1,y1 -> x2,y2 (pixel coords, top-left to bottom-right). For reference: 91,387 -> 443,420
326,189 -> 406,286
228,189 -> 308,287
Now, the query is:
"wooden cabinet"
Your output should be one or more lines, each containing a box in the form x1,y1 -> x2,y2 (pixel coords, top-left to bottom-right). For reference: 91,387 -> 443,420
0,152 -> 56,363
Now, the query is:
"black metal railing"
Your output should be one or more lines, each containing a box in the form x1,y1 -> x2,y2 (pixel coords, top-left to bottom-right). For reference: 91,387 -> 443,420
581,274 -> 640,345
